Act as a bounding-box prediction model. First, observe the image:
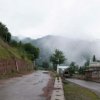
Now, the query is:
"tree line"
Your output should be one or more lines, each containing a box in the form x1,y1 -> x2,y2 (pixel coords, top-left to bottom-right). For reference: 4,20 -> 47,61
48,49 -> 97,76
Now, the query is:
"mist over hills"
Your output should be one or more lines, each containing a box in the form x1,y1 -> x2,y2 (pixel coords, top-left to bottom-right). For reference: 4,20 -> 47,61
21,35 -> 100,66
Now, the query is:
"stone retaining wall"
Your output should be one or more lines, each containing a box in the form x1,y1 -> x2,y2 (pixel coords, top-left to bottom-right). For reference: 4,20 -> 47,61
0,59 -> 33,74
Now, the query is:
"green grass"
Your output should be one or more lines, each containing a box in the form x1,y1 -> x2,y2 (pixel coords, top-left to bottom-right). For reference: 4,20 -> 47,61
0,45 -> 11,58
0,38 -> 33,79
0,38 -> 30,61
64,81 -> 100,100
0,39 -> 17,59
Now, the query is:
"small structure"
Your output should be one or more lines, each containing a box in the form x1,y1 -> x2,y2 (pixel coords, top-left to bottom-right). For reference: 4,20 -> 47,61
57,65 -> 69,74
85,61 -> 100,82
63,68 -> 71,78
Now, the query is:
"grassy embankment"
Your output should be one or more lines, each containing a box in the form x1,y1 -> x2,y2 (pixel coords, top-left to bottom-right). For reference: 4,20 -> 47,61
0,38 -> 29,60
0,38 -> 33,78
64,81 -> 100,100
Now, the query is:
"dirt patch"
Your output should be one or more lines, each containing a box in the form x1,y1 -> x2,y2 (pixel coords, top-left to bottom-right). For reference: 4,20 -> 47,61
42,72 -> 55,100
42,78 -> 54,100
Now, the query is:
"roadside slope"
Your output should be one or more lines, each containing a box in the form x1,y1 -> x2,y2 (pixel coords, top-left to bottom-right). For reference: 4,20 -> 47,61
0,38 -> 33,77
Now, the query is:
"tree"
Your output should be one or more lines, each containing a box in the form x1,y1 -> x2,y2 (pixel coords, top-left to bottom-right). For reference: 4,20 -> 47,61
0,22 -> 11,43
93,55 -> 96,62
78,66 -> 87,75
68,62 -> 79,76
78,60 -> 90,75
84,59 -> 90,67
42,61 -> 49,70
10,40 -> 18,47
79,67 -> 84,75
23,43 -> 39,61
50,49 -> 66,70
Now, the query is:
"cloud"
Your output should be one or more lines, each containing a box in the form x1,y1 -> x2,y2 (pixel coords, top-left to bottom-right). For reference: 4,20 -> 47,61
0,0 -> 100,39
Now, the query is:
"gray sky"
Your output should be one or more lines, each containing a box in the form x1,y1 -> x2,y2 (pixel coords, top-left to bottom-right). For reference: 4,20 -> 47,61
0,0 -> 100,39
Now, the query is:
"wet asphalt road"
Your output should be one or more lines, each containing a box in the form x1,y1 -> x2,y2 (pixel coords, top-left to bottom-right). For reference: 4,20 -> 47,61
66,78 -> 100,94
0,71 -> 50,100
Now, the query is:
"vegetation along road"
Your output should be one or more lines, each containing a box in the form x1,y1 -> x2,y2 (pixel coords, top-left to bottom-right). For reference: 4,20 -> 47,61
66,78 -> 100,96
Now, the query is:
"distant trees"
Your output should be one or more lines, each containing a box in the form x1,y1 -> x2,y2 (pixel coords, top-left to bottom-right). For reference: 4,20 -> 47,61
50,49 -> 66,70
78,66 -> 86,75
68,60 -> 90,76
78,59 -> 90,75
68,62 -> 79,76
10,39 -> 40,63
23,43 -> 39,61
84,59 -> 90,67
93,55 -> 96,62
0,22 -> 11,43
10,40 -> 40,63
10,40 -> 18,47
42,61 -> 49,70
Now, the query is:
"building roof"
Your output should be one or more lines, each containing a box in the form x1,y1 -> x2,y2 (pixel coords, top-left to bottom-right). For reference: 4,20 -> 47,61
57,65 -> 69,73
57,65 -> 69,69
89,62 -> 100,67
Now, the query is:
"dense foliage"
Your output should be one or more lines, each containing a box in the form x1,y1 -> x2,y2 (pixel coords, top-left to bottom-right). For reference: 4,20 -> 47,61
23,43 -> 39,61
68,62 -> 79,76
42,61 -> 49,70
0,22 -> 11,43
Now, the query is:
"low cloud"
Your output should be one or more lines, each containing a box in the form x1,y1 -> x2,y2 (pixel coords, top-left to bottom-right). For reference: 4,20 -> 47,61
0,0 -> 100,39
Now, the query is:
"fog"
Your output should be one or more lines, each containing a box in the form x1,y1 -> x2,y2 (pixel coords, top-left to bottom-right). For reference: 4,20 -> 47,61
0,0 -> 100,40
31,35 -> 100,66
1,0 -> 100,65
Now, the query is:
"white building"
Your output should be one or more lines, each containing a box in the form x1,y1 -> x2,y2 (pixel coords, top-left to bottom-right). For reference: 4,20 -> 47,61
57,65 -> 69,74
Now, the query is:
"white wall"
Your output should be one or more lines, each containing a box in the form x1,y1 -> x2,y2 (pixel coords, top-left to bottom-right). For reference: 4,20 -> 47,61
57,66 -> 69,74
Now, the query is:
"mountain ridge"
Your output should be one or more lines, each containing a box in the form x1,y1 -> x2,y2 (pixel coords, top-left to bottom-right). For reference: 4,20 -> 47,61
21,35 -> 100,65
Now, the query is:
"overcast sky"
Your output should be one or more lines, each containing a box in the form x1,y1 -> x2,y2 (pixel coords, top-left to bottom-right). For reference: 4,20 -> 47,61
0,0 -> 100,39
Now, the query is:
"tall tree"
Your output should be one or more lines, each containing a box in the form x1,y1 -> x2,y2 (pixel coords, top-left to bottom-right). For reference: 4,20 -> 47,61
93,55 -> 96,62
50,49 -> 66,70
0,22 -> 11,43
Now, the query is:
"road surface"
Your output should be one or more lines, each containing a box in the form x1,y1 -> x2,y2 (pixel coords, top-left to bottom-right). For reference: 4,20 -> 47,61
0,71 -> 51,100
66,78 -> 100,95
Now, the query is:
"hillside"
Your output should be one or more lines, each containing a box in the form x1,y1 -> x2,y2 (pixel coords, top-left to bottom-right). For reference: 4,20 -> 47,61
0,38 -> 34,76
22,35 -> 100,65
0,38 -> 27,60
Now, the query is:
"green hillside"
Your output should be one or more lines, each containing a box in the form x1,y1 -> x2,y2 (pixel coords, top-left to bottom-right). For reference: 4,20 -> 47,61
0,38 -> 28,60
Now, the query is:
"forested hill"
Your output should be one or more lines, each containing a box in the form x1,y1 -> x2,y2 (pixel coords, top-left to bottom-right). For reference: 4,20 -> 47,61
0,22 -> 38,61
22,35 -> 100,65
0,22 -> 40,76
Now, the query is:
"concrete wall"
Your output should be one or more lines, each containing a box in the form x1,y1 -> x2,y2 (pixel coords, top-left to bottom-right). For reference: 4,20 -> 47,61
51,77 -> 65,100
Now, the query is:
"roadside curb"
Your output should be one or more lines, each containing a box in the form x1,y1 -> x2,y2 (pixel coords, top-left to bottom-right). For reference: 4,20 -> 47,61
51,77 -> 65,100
